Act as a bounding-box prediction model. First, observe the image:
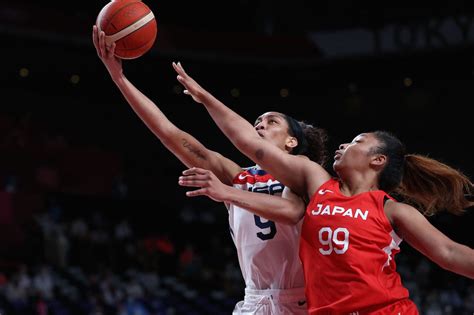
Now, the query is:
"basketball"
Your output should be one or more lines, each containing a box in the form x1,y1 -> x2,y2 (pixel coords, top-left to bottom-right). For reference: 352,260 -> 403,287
96,0 -> 157,59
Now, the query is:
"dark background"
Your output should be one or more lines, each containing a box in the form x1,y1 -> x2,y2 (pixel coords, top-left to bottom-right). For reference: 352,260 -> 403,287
0,1 -> 473,314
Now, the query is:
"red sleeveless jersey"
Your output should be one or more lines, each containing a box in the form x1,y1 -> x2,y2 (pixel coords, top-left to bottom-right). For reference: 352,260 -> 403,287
300,178 -> 417,314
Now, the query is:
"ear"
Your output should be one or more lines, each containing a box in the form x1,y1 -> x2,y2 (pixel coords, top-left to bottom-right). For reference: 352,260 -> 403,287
370,154 -> 387,168
285,136 -> 298,152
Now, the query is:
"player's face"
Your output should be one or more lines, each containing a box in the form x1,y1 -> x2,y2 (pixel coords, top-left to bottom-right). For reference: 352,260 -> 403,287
333,133 -> 381,175
254,112 -> 294,152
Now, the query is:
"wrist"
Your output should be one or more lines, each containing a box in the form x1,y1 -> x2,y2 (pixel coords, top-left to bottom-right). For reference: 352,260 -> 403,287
221,185 -> 235,203
111,72 -> 125,84
200,89 -> 214,104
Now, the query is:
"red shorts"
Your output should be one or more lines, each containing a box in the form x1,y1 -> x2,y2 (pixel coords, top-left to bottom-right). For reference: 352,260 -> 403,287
310,298 -> 419,314
365,298 -> 419,315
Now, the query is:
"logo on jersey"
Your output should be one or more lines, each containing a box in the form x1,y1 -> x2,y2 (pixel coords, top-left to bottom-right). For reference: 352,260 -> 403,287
318,189 -> 334,195
234,168 -> 273,185
238,173 -> 252,180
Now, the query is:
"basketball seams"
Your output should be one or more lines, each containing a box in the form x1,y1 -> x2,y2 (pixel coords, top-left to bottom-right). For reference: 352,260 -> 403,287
120,26 -> 155,50
108,9 -> 152,34
107,12 -> 155,46
115,19 -> 157,58
118,26 -> 156,50
117,41 -> 155,59
104,1 -> 143,33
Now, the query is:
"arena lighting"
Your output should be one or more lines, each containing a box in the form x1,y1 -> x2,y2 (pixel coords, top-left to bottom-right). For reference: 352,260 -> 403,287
280,88 -> 289,98
172,84 -> 183,94
348,83 -> 357,93
19,67 -> 29,78
403,77 -> 413,87
230,88 -> 240,98
70,74 -> 80,85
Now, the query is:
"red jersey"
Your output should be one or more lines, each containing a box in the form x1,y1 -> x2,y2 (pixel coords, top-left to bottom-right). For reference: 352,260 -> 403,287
300,178 -> 418,314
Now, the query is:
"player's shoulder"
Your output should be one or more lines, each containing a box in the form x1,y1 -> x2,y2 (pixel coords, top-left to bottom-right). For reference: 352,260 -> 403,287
296,154 -> 310,161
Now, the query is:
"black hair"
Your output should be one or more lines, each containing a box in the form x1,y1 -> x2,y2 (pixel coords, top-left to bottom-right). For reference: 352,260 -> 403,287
283,114 -> 329,167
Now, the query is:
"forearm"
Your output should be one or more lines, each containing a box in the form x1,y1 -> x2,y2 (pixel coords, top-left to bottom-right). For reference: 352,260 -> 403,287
113,75 -> 176,138
394,203 -> 474,280
199,90 -> 261,154
221,185 -> 304,225
111,76 -> 218,172
442,243 -> 474,279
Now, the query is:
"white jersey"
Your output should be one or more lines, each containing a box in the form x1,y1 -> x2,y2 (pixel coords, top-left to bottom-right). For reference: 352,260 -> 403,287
226,165 -> 305,290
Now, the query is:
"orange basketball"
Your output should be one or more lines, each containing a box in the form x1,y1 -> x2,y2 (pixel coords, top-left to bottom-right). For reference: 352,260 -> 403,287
96,0 -> 157,59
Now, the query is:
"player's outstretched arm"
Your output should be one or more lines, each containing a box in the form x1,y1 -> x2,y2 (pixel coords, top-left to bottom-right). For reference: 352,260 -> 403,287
178,167 -> 306,225
173,62 -> 329,196
92,26 -> 241,185
386,200 -> 474,279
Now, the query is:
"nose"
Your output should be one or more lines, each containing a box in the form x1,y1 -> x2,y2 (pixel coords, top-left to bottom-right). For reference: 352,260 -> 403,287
255,121 -> 265,130
339,143 -> 347,150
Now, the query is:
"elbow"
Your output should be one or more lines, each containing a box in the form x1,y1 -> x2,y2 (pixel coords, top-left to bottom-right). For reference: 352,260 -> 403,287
285,211 -> 304,226
434,245 -> 455,271
438,259 -> 473,279
280,202 -> 305,225
287,216 -> 302,226
275,217 -> 298,226
263,210 -> 301,226
437,256 -> 454,273
434,244 -> 474,279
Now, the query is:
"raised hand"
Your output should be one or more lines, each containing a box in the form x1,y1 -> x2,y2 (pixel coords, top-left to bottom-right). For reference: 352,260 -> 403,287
178,167 -> 231,202
172,62 -> 207,104
92,25 -> 123,80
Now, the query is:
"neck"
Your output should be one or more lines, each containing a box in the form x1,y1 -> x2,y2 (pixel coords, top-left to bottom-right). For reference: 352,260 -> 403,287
338,172 -> 379,196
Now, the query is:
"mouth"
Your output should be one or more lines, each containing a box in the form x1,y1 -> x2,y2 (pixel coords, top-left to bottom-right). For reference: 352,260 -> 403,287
257,131 -> 264,138
334,151 -> 342,160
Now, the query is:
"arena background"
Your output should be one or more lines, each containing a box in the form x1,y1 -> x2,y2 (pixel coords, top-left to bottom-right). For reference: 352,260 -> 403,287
0,1 -> 473,314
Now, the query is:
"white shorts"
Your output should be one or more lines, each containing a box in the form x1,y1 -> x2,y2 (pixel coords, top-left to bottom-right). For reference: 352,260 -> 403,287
233,287 -> 308,315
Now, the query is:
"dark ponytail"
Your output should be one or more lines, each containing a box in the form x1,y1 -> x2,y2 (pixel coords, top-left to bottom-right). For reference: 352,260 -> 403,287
372,130 -> 474,216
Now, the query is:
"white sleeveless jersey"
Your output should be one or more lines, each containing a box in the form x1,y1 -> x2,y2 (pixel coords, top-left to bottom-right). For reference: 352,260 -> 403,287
226,165 -> 305,290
